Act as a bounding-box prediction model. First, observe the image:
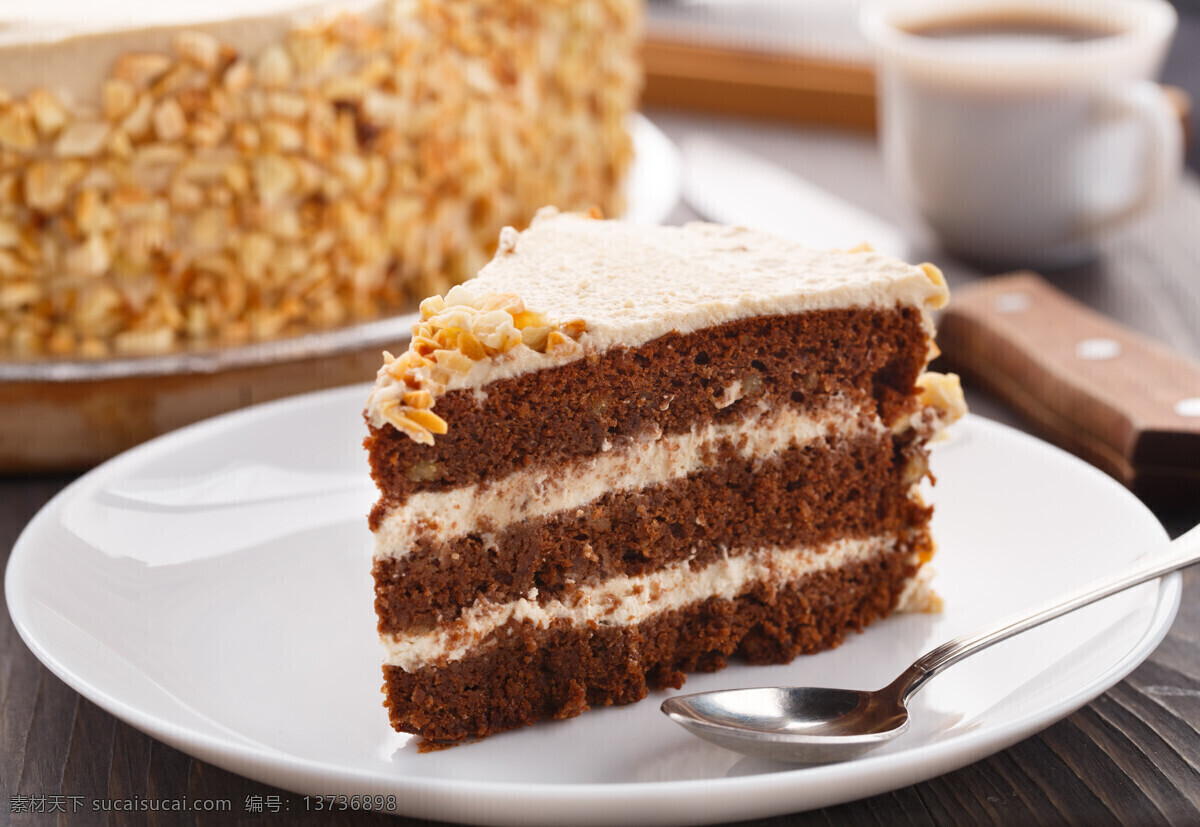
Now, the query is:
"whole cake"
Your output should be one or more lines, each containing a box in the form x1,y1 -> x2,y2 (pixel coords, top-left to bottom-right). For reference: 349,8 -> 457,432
364,209 -> 966,745
0,0 -> 638,357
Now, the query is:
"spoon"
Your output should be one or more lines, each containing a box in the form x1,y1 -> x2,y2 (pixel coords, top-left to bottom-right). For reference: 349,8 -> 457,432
661,521 -> 1200,764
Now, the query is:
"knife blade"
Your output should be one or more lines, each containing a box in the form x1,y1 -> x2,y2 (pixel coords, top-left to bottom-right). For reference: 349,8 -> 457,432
681,133 -> 908,257
681,135 -> 1200,507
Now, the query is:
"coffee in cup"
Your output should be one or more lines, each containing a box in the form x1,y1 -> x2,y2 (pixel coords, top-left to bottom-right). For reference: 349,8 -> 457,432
862,0 -> 1182,268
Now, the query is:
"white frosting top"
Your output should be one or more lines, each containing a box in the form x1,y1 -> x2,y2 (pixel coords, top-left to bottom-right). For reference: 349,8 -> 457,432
364,209 -> 950,434
0,0 -> 380,98
469,208 -> 948,356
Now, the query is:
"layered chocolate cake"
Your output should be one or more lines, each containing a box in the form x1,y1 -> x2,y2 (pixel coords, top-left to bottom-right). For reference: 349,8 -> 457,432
364,209 -> 965,744
0,1 -> 638,357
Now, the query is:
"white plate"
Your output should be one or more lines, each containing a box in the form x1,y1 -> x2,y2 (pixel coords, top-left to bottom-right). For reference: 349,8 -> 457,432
6,388 -> 1177,826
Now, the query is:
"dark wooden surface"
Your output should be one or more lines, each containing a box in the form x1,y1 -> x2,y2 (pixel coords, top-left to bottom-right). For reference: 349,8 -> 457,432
5,11 -> 1200,827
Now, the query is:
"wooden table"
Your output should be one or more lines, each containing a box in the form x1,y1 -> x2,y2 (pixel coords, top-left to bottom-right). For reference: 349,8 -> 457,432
5,21 -> 1200,827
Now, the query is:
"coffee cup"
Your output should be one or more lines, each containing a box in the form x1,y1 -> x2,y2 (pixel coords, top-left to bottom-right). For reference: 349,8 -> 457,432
861,0 -> 1182,268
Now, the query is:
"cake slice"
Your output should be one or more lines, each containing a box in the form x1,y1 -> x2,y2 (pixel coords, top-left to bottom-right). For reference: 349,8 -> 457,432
364,208 -> 965,745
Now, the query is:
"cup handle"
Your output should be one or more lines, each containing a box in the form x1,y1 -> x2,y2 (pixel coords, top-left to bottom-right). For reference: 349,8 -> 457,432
1078,80 -> 1183,236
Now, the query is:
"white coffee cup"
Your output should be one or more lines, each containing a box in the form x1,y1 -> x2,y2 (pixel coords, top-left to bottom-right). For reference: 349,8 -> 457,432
862,0 -> 1182,268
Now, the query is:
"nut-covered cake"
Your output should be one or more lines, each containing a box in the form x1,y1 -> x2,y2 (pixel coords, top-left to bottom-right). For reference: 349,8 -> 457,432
364,208 -> 966,745
0,0 -> 638,357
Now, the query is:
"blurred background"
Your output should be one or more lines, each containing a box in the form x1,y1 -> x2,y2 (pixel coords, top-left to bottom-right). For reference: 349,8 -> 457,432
643,0 -> 1198,171
3,2 -> 1200,824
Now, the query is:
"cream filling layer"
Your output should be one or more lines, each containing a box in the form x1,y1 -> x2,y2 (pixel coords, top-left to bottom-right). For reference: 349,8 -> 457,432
372,396 -> 883,557
469,211 -> 948,364
380,534 -> 910,671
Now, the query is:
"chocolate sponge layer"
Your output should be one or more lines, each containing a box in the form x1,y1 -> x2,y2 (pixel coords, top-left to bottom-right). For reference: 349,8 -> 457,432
366,307 -> 928,510
370,304 -> 937,746
382,539 -> 927,743
373,428 -> 931,635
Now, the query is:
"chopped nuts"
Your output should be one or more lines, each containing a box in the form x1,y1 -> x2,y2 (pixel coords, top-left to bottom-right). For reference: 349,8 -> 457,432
402,390 -> 433,408
152,99 -> 187,142
250,154 -> 296,204
112,53 -> 173,88
0,106 -> 37,150
0,1 -> 638,358
0,282 -> 40,310
902,452 -> 931,486
287,29 -> 339,75
28,89 -> 68,138
0,220 -> 20,249
102,80 -> 138,121
367,286 -> 587,445
256,45 -> 294,88
120,94 -> 155,139
25,161 -> 84,212
893,372 -> 967,439
187,111 -> 226,146
917,372 -> 967,425
174,31 -> 222,71
64,234 -> 112,278
405,408 -> 449,435
54,121 -> 111,158
222,60 -> 253,93
266,91 -> 307,121
114,326 -> 174,355
75,284 -> 123,334
75,189 -> 114,234
921,263 -> 949,309
261,119 -> 303,152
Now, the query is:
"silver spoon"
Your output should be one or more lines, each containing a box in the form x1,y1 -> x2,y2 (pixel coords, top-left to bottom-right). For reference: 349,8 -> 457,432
661,522 -> 1200,764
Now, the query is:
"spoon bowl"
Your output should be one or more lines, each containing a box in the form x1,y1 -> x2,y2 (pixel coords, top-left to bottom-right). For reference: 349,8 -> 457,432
662,522 -> 1200,764
661,686 -> 909,763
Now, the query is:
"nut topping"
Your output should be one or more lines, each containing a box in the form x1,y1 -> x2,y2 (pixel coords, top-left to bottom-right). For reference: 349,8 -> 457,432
0,2 -> 638,357
367,283 -> 587,445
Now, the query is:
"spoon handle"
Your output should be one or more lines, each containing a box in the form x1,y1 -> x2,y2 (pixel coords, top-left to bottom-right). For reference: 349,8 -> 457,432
892,521 -> 1200,702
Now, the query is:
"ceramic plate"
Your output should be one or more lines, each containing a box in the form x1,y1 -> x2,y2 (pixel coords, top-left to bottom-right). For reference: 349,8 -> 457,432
6,387 -> 1177,826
